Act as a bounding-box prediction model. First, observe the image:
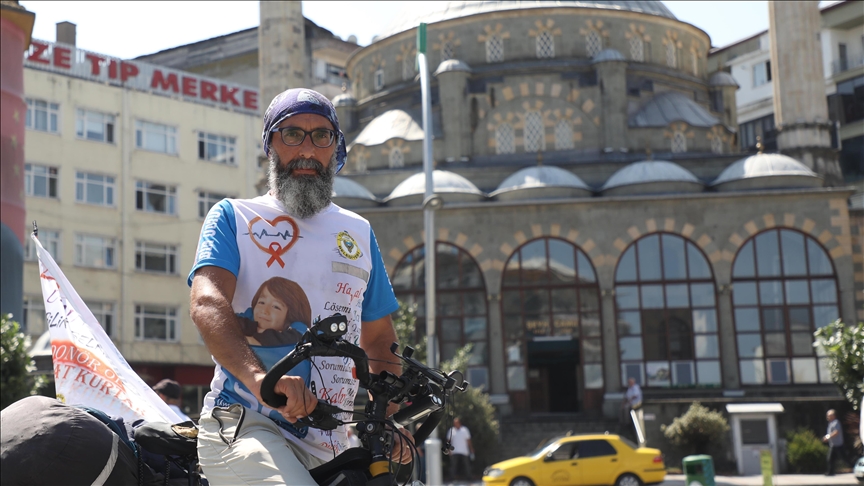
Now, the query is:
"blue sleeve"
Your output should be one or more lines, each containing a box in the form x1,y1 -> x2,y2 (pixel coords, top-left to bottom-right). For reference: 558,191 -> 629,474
187,199 -> 240,286
361,228 -> 399,321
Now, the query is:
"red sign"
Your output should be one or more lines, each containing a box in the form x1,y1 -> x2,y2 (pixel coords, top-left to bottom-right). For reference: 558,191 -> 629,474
25,40 -> 258,113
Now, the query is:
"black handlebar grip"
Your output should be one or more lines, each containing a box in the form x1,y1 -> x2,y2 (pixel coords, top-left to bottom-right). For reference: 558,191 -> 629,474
411,408 -> 444,445
261,349 -> 309,409
296,399 -> 342,431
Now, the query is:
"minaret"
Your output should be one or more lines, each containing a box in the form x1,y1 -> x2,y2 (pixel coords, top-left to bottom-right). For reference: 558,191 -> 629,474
258,1 -> 308,110
768,1 -> 842,184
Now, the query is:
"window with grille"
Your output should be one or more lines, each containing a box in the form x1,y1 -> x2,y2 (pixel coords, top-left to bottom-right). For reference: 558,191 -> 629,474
495,124 -> 515,154
586,31 -> 602,58
136,181 -> 177,215
630,36 -> 644,62
666,43 -> 677,68
711,136 -> 723,154
554,119 -> 574,150
75,234 -> 116,269
25,163 -> 59,198
732,229 -> 839,385
615,233 -> 721,388
486,35 -> 504,63
402,55 -> 415,81
524,112 -> 545,153
537,31 -> 555,59
198,132 -> 236,165
25,229 -> 60,262
389,147 -> 404,168
76,109 -> 114,143
671,131 -> 687,153
441,42 -> 454,62
135,305 -> 178,341
76,172 -> 115,207
26,98 -> 60,133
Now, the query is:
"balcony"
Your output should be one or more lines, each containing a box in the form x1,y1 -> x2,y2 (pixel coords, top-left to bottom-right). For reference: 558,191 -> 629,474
832,55 -> 864,75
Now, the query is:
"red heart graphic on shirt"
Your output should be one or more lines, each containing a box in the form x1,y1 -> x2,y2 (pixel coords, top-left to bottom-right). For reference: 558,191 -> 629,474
247,215 -> 300,268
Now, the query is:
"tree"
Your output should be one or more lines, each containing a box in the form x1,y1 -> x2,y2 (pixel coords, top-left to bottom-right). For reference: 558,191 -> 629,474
661,402 -> 730,455
814,319 -> 864,411
1,314 -> 44,410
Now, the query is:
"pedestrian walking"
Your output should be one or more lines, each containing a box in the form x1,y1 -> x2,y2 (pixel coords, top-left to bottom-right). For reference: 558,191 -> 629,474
822,409 -> 845,475
446,417 -> 474,481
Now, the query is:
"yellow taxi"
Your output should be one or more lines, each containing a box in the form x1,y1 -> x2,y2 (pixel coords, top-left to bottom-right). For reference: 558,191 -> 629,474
482,433 -> 665,486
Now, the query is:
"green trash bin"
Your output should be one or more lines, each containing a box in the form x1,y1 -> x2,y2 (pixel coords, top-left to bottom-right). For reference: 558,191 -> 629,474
682,454 -> 715,486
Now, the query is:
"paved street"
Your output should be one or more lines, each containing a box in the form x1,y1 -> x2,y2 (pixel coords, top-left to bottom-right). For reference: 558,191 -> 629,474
440,473 -> 860,486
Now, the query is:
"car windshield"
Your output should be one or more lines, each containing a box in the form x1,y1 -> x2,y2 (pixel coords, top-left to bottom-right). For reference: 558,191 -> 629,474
527,436 -> 566,457
618,437 -> 638,450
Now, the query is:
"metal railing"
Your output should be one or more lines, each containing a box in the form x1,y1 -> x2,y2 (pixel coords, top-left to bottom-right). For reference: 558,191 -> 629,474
832,55 -> 864,75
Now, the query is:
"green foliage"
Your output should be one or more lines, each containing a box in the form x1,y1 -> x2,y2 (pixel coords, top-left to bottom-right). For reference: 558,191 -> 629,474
814,320 -> 864,411
1,314 -> 44,410
786,428 -> 828,473
661,402 -> 730,454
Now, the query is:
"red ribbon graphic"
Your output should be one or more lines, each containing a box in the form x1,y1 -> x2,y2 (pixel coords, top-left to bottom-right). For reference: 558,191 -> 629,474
248,216 -> 300,268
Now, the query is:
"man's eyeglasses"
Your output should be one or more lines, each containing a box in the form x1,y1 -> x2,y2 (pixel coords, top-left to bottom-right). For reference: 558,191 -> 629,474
271,127 -> 336,148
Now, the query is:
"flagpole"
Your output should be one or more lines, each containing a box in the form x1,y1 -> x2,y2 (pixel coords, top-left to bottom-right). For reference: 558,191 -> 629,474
417,22 -> 443,486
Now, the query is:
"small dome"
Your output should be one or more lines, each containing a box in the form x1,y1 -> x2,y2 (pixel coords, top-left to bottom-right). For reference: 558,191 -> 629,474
434,59 -> 472,75
629,91 -> 720,128
332,93 -> 357,107
592,48 -> 626,63
385,170 -> 485,206
347,109 -> 424,149
712,153 -> 823,191
332,177 -> 379,208
601,160 -> 703,196
491,166 -> 592,200
709,71 -> 739,88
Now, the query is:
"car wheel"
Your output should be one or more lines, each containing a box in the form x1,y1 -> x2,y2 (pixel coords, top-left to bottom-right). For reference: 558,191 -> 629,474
615,473 -> 643,486
509,477 -> 535,486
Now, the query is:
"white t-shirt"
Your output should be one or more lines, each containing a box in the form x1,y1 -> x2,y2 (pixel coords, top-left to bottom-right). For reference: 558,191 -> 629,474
447,426 -> 472,456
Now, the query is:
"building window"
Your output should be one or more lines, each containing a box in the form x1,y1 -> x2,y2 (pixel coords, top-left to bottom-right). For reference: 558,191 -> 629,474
135,242 -> 177,274
26,98 -> 60,133
388,147 -> 404,168
25,163 -> 59,198
536,31 -> 555,59
671,131 -> 687,153
76,109 -> 114,143
25,229 -> 60,262
197,132 -> 236,165
711,136 -> 723,154
829,75 -> 864,125
87,301 -> 115,336
585,31 -> 602,58
554,119 -> 574,150
198,191 -> 229,219
76,172 -> 115,207
135,121 -> 177,154
402,54 -> 416,80
136,181 -> 177,215
732,229 -> 838,385
135,305 -> 178,341
486,35 -> 504,63
495,123 -> 515,154
524,111 -> 545,153
691,51 -> 699,76
75,234 -> 116,269
753,60 -> 772,87
666,43 -> 677,68
441,42 -> 454,62
838,43 -> 848,72
391,243 -> 489,389
739,114 -> 777,152
374,69 -> 385,92
630,36 -> 644,62
22,296 -> 45,335
615,233 -> 721,388
711,90 -> 724,113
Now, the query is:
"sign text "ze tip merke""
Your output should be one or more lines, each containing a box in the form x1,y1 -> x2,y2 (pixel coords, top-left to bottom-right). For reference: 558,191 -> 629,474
26,40 -> 259,113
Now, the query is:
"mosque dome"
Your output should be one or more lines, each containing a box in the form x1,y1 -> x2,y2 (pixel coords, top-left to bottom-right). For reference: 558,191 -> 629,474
434,59 -> 472,75
708,71 -> 739,88
385,170 -> 485,206
376,1 -> 677,41
629,91 -> 720,128
347,109 -> 425,149
332,92 -> 357,107
601,160 -> 703,196
491,166 -> 592,201
711,153 -> 823,191
591,48 -> 626,63
332,177 -> 379,208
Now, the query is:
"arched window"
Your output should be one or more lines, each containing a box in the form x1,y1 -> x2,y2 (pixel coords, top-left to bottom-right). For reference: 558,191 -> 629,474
495,123 -> 515,154
391,243 -> 489,389
615,233 -> 721,388
486,35 -> 504,63
711,136 -> 723,154
388,147 -> 404,168
586,31 -> 602,58
502,238 -> 603,411
554,119 -> 574,150
524,111 -> 545,153
374,69 -> 384,92
666,43 -> 678,68
732,229 -> 839,385
630,36 -> 644,62
441,42 -> 454,62
671,131 -> 687,153
691,50 -> 699,76
537,31 -> 555,59
402,54 -> 415,81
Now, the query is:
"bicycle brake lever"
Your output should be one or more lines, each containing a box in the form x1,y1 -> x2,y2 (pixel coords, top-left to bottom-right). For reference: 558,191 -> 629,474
295,399 -> 342,431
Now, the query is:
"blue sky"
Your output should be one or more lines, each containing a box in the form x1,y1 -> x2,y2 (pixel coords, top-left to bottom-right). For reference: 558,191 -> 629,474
20,1 -> 840,59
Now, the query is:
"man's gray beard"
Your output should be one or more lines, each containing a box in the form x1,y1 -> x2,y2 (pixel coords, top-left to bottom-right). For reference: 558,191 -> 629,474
268,152 -> 336,219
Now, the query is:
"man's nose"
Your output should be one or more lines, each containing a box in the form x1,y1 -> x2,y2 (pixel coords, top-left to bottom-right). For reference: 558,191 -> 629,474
296,135 -> 317,158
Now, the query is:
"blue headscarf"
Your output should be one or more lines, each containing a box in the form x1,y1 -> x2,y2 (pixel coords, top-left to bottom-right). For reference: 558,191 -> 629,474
262,88 -> 347,174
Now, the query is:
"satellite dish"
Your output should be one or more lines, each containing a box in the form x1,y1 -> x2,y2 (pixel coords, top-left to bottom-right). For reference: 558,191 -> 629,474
347,35 -> 358,44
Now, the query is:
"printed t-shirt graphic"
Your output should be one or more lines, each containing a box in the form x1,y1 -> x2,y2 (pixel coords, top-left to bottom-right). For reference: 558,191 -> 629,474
188,194 -> 398,460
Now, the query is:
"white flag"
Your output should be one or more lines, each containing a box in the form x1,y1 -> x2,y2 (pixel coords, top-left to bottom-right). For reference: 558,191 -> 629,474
32,233 -> 181,424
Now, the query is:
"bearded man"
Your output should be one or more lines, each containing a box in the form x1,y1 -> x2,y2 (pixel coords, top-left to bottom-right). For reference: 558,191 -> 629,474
188,88 -> 410,484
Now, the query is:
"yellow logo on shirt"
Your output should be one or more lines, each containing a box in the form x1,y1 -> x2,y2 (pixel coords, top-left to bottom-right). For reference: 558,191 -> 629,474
336,231 -> 362,260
